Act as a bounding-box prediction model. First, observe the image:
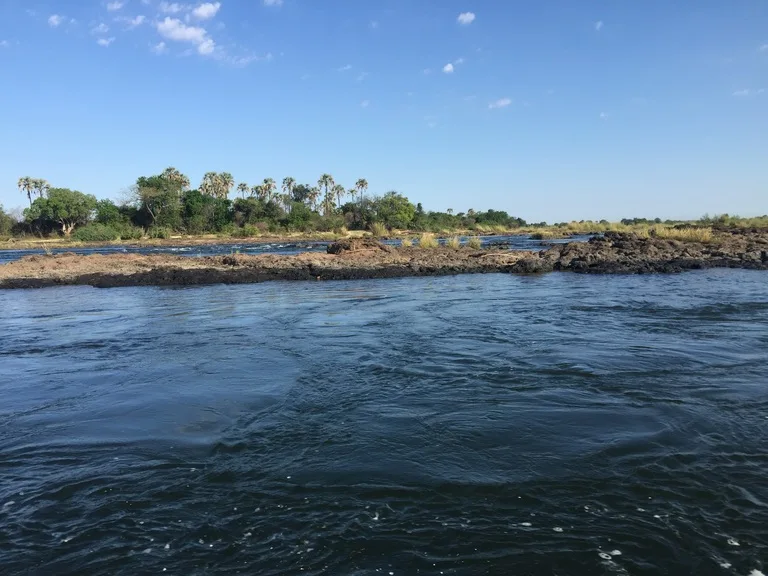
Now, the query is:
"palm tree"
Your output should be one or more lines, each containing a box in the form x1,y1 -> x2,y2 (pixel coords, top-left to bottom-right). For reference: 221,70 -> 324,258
236,182 -> 249,198
318,174 -> 334,215
262,178 -> 276,203
161,166 -> 190,190
251,184 -> 265,200
323,187 -> 335,216
219,172 -> 234,199
18,176 -> 33,206
308,186 -> 320,211
31,178 -> 50,201
332,184 -> 346,208
200,172 -> 219,197
282,177 -> 296,201
355,178 -> 368,207
447,208 -> 454,215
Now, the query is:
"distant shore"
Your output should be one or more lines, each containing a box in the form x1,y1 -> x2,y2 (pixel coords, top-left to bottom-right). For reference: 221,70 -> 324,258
1,230 -> 766,289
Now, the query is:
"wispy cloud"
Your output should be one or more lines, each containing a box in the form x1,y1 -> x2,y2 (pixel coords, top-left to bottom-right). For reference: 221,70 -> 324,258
159,2 -> 186,13
92,23 -> 110,34
599,112 -> 608,119
356,72 -> 368,82
360,100 -> 370,108
488,98 -> 511,109
191,2 -> 220,20
156,17 -> 215,55
107,1 -> 124,11
152,41 -> 167,54
454,57 -> 465,65
457,12 -> 475,25
732,88 -> 764,96
263,0 -> 283,6
337,64 -> 352,71
760,44 -> 768,52
370,20 -> 378,29
443,63 -> 454,74
48,14 -> 64,27
97,37 -> 116,46
0,40 -> 9,48
228,52 -> 273,67
123,15 -> 146,28
595,20 -> 604,31
423,68 -> 431,75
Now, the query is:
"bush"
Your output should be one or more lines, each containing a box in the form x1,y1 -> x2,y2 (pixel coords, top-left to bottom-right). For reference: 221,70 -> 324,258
116,225 -> 144,240
148,226 -> 172,239
419,232 -> 438,248
71,224 -> 121,242
231,225 -> 261,238
446,236 -> 460,249
370,222 -> 387,237
467,236 -> 482,249
400,237 -> 413,247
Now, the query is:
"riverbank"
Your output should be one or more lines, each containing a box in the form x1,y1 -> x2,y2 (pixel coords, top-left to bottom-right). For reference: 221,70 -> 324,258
1,230 -> 766,289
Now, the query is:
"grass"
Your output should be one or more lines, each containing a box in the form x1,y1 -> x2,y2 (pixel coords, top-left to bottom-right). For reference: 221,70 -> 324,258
530,229 -> 569,240
370,222 -> 388,237
419,232 -> 439,249
651,226 -> 713,243
446,236 -> 461,249
400,237 -> 413,247
467,236 -> 482,249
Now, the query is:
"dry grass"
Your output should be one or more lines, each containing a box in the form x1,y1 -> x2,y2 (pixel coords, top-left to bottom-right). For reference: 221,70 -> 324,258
400,237 -> 413,247
530,229 -> 568,240
446,236 -> 461,249
419,232 -> 439,249
467,236 -> 482,249
370,222 -> 387,237
652,226 -> 713,243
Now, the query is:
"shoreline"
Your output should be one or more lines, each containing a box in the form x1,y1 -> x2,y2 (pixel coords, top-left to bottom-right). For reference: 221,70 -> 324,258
1,231 -> 766,289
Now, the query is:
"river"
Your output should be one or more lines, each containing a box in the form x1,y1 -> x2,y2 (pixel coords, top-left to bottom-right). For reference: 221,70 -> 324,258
1,270 -> 767,575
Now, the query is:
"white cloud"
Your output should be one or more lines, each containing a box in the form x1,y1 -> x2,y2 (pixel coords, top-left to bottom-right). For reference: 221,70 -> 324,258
599,112 -> 608,119
0,40 -> 9,47
157,16 -> 206,42
338,64 -> 352,71
760,44 -> 768,52
152,41 -> 167,53
360,100 -> 370,108
159,2 -> 185,13
48,14 -> 64,27
197,38 -> 215,54
107,1 -> 124,11
457,12 -> 475,25
595,20 -> 603,31
356,72 -> 368,82
443,63 -> 454,73
125,15 -> 146,28
488,98 -> 511,109
92,23 -> 110,34
191,2 -> 220,20
229,52 -> 273,66
733,88 -> 764,96
263,0 -> 283,6
454,57 -> 465,65
97,37 -> 116,46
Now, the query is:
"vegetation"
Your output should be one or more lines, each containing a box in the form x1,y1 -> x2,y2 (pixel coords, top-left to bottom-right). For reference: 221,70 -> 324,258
446,236 -> 461,249
419,232 -> 439,249
467,236 -> 482,249
2,168 -> 766,245
400,237 -> 413,247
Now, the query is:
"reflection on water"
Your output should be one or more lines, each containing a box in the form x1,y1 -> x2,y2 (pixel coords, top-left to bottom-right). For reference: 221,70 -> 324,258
1,270 -> 767,574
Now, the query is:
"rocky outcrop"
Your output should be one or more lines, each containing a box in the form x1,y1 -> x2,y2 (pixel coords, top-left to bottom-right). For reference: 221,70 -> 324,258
1,230 -> 766,289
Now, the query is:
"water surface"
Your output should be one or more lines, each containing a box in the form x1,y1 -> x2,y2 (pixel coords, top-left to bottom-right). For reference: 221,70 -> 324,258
1,270 -> 767,575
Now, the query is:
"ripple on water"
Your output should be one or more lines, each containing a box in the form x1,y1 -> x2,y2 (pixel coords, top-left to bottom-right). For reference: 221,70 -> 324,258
0,270 -> 767,574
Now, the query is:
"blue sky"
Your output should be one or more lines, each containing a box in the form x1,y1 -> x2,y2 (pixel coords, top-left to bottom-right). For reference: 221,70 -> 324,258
0,0 -> 766,222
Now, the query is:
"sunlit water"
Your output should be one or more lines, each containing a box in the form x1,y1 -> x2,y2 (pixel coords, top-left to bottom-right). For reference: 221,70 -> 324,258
0,234 -> 584,265
1,270 -> 767,575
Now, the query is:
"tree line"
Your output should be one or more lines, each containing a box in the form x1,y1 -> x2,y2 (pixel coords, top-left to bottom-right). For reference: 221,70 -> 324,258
4,168 -> 527,240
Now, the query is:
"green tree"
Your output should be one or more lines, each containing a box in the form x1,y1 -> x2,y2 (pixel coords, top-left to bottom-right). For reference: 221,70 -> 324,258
355,178 -> 368,206
219,172 -> 234,199
134,174 -> 184,228
262,178 -> 277,203
375,191 -> 416,229
282,177 -> 296,199
25,188 -> 97,235
236,182 -> 249,198
0,204 -> 16,236
95,199 -> 122,225
161,167 -> 190,190
318,173 -> 334,215
333,183 -> 347,208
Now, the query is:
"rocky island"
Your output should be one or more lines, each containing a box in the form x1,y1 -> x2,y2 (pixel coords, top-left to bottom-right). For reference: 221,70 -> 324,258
0,230 -> 766,289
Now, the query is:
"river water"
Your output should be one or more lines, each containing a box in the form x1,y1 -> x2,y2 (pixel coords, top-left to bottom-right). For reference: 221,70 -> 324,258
0,234 -> 581,265
1,270 -> 767,575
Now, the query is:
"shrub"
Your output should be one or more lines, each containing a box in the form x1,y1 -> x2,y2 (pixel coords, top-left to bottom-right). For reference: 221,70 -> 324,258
446,236 -> 460,249
71,223 -> 120,242
419,232 -> 438,248
467,236 -> 482,249
652,226 -> 713,243
400,237 -> 413,247
116,225 -> 144,240
370,222 -> 387,237
231,225 -> 261,238
148,226 -> 172,239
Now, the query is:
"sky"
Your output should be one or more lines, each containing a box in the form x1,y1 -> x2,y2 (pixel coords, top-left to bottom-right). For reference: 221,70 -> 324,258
0,0 -> 766,222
